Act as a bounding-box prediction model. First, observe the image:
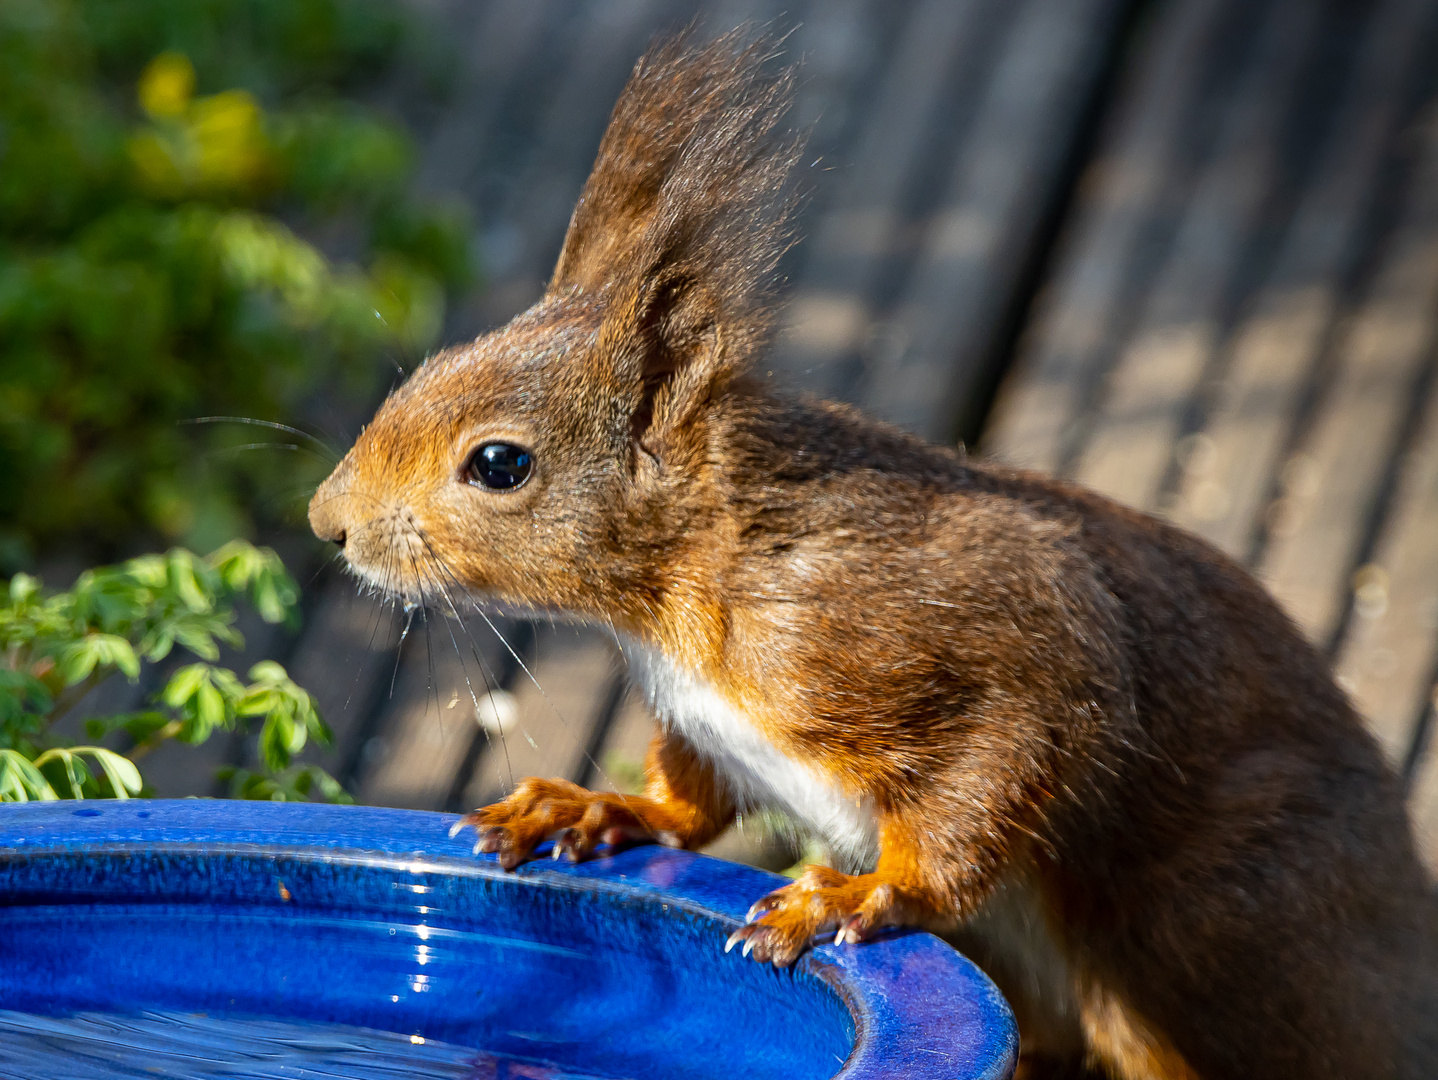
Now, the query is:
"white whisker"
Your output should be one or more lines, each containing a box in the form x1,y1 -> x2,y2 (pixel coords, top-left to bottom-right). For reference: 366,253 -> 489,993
407,527 -> 629,806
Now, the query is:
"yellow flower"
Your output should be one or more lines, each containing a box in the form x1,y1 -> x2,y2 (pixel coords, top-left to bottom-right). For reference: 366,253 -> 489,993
191,90 -> 268,190
129,52 -> 272,199
138,52 -> 195,119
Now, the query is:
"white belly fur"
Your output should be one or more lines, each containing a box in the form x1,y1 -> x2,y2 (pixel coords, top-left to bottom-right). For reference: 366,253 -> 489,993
622,643 -> 879,870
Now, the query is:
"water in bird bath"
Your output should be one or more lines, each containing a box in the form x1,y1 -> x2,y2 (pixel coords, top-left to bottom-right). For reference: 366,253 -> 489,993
0,1011 -> 616,1080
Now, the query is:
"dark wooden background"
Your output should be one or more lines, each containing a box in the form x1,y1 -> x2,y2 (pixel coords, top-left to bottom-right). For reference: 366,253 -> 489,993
141,0 -> 1438,872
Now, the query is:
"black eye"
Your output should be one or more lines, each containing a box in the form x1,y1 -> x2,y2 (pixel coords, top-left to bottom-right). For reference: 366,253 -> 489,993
464,442 -> 533,491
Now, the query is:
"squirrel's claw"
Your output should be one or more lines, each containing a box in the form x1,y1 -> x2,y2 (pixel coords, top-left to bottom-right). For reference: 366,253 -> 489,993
745,894 -> 777,924
727,867 -> 909,967
452,777 -> 661,869
553,826 -> 592,862
724,921 -> 804,966
835,912 -> 869,946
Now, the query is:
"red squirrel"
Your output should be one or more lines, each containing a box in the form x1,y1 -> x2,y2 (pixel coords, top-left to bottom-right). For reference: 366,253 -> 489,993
309,31 -> 1438,1080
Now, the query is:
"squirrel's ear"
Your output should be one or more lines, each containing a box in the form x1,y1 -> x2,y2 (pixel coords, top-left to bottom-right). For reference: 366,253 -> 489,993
595,261 -> 725,448
548,29 -> 797,297
561,28 -> 803,446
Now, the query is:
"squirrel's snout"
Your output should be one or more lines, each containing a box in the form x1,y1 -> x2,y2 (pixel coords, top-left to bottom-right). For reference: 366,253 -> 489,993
308,476 -> 350,548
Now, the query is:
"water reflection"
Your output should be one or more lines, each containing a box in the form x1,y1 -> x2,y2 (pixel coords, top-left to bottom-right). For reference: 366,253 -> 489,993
0,1011 -> 621,1080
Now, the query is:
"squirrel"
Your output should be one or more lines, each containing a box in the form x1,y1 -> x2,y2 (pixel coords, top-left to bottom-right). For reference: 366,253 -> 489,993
308,30 -> 1438,1080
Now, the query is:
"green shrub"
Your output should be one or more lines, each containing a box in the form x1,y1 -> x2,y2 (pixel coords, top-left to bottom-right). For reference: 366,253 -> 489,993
0,0 -> 473,570
0,540 -> 346,802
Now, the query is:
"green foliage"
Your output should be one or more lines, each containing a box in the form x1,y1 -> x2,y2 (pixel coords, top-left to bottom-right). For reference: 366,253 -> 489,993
0,0 -> 474,569
0,539 -> 348,802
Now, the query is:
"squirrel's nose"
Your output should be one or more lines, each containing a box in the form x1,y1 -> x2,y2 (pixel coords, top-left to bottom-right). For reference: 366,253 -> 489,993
309,508 -> 347,548
308,477 -> 350,548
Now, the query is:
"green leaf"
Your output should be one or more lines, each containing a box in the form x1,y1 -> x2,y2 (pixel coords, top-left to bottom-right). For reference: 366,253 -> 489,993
138,624 -> 177,661
281,711 -> 307,754
218,763 -> 351,804
207,544 -> 299,626
120,711 -> 174,742
247,660 -> 287,684
211,667 -> 246,702
170,622 -> 222,661
251,575 -> 287,625
161,663 -> 240,744
258,714 -> 291,771
125,555 -> 169,591
208,540 -> 262,591
0,750 -> 58,802
9,574 -> 40,605
236,688 -> 282,717
86,748 -> 143,798
312,769 -> 351,804
162,663 -> 208,708
57,633 -> 140,684
33,748 -> 78,798
301,705 -> 327,746
34,746 -> 144,800
62,750 -> 88,799
191,681 -> 227,742
168,548 -> 212,613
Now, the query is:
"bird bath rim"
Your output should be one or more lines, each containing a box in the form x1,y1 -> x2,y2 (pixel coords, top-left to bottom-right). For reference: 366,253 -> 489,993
0,799 -> 1017,1079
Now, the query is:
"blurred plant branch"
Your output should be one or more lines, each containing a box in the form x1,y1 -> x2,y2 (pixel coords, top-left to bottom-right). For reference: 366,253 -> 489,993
0,0 -> 474,570
0,539 -> 347,803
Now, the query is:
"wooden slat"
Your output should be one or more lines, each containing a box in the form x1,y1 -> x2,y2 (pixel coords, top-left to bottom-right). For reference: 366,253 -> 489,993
470,0 -> 695,329
981,0 -> 1233,471
457,625 -> 624,810
591,686 -> 654,796
1333,370 -> 1438,765
352,608 -> 519,809
413,0 -> 556,200
1256,110 -> 1438,648
1167,0 -> 1429,560
418,1 -> 562,341
703,0 -> 810,37
767,0 -> 996,394
1405,692 -> 1438,866
1072,0 -> 1322,511
348,656 -> 470,811
859,0 -> 1133,442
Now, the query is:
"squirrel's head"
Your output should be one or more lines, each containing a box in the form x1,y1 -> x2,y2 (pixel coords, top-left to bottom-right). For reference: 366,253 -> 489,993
309,31 -> 801,635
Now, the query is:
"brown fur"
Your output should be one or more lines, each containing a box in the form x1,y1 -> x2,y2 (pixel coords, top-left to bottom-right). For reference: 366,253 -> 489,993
310,30 -> 1438,1079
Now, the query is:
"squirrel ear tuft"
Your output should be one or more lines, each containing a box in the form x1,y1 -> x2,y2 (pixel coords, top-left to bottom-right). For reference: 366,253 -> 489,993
553,27 -> 804,420
549,27 -> 802,302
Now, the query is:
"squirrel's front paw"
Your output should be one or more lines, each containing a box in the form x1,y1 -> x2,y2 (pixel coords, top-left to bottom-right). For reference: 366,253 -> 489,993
449,777 -> 666,869
724,865 -> 915,967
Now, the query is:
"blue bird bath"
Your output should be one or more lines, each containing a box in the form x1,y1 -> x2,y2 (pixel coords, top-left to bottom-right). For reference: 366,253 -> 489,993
0,800 -> 1016,1079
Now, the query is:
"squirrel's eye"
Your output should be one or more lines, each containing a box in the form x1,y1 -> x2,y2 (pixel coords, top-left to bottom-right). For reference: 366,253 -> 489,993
464,442 -> 533,491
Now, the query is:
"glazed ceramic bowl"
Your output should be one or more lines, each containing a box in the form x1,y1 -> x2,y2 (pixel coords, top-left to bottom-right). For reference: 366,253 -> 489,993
0,800 -> 1015,1079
